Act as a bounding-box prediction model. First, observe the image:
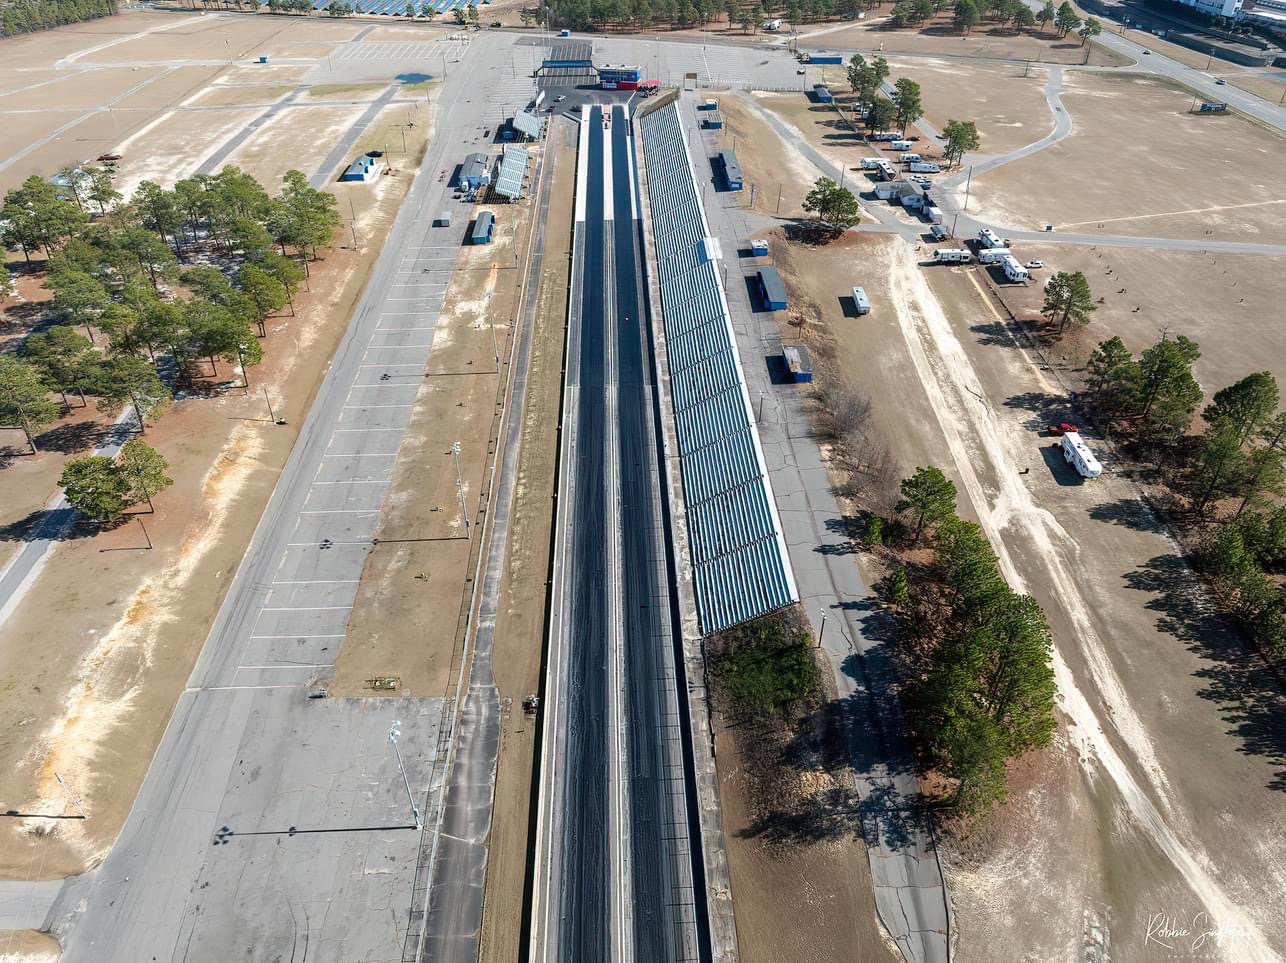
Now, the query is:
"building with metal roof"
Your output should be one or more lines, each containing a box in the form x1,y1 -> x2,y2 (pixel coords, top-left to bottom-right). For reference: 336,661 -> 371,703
459,152 -> 491,190
339,154 -> 380,182
638,102 -> 798,635
494,145 -> 530,201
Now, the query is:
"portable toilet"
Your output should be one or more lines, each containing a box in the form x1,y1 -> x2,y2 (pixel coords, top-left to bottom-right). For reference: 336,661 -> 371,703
851,286 -> 871,315
258,55 -> 269,64
471,211 -> 495,245
750,238 -> 770,257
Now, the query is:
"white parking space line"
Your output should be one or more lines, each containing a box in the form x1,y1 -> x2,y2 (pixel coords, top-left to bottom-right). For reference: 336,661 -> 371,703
271,579 -> 361,585
341,404 -> 415,409
248,633 -> 347,639
260,605 -> 354,612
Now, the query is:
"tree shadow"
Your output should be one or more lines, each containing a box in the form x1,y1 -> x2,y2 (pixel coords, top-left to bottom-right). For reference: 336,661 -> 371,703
1123,553 -> 1286,792
31,421 -> 107,455
1003,390 -> 1070,431
1088,497 -> 1166,533
970,320 -> 1019,348
0,506 -> 111,544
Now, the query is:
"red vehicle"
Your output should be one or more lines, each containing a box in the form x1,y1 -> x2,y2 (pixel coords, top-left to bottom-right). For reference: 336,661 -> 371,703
1047,422 -> 1079,436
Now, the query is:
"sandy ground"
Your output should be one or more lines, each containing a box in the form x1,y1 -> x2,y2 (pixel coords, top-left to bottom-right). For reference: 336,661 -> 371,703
765,224 -> 1286,960
803,13 -> 1127,66
970,71 -> 1286,241
709,93 -> 827,217
992,243 -> 1286,391
183,82 -> 293,107
220,102 -> 369,186
713,720 -> 900,963
330,190 -> 527,696
884,57 -> 1053,154
476,116 -> 576,963
0,94 -> 435,882
0,929 -> 59,961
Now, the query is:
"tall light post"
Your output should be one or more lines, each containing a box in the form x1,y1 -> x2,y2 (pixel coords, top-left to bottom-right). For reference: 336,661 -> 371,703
451,441 -> 469,536
387,721 -> 421,830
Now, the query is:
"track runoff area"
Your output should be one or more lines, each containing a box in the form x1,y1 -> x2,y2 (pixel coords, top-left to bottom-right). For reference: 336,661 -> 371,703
532,104 -> 705,963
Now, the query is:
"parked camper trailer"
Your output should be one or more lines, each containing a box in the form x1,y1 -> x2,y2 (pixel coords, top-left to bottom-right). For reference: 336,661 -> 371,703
908,161 -> 941,173
898,152 -> 922,164
860,158 -> 883,169
1001,255 -> 1029,282
934,249 -> 972,263
876,160 -> 897,180
890,139 -> 914,151
870,130 -> 899,141
926,206 -> 944,224
851,286 -> 871,315
1061,432 -> 1102,478
977,247 -> 1012,264
977,228 -> 1004,249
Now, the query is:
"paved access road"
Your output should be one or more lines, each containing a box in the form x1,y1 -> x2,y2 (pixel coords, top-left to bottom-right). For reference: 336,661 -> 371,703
534,104 -> 702,963
25,32 -> 530,963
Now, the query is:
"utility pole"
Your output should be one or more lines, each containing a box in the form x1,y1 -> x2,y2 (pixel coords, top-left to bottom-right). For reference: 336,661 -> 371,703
54,772 -> 88,819
348,197 -> 358,249
962,164 -> 973,212
388,721 -> 422,830
816,609 -> 827,648
451,441 -> 469,536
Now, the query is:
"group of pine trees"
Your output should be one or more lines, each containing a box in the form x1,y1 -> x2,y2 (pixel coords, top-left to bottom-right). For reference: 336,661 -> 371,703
1084,335 -> 1286,655
0,164 -> 340,524
882,466 -> 1058,812
0,0 -> 116,38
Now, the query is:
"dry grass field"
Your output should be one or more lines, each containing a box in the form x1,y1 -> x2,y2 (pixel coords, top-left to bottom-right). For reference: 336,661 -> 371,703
969,71 -> 1286,240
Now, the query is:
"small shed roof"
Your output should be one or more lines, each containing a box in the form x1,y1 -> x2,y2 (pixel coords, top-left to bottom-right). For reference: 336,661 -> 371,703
462,152 -> 490,181
758,266 -> 787,307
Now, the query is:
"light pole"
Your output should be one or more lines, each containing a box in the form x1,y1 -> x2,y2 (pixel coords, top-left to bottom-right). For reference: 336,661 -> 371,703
451,441 -> 469,536
387,721 -> 421,830
816,609 -> 827,648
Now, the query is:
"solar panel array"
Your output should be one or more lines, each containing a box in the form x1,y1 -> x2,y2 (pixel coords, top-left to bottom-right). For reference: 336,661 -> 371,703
512,110 -> 542,140
638,103 -> 798,636
494,146 -> 530,200
310,0 -> 487,13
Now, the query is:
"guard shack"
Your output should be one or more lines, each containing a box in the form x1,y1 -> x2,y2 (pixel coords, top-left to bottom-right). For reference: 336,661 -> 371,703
758,266 -> 788,311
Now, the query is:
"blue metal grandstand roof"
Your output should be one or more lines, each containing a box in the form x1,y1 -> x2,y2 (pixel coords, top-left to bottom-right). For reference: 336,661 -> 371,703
638,102 -> 798,636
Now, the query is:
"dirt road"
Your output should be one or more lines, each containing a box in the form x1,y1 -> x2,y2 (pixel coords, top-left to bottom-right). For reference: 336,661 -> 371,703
773,232 -> 1284,962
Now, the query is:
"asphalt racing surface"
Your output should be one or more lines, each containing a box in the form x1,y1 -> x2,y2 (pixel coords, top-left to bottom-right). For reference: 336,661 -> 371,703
549,104 -> 702,963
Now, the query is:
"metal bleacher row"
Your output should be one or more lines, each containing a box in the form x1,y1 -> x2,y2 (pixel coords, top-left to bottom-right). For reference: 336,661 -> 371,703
638,103 -> 799,636
309,0 -> 488,14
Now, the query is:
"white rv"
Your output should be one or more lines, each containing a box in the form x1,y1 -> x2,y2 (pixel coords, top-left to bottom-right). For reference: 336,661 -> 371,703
851,286 -> 871,315
908,161 -> 941,173
926,206 -> 944,224
763,17 -> 783,29
1001,255 -> 1029,282
934,248 -> 972,263
977,227 -> 1004,249
860,157 -> 883,169
1061,432 -> 1102,479
890,139 -> 914,151
898,152 -> 922,164
977,247 -> 1012,264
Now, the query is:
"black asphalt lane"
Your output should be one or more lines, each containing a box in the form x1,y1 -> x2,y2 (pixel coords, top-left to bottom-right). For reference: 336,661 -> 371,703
559,104 -> 610,963
609,105 -> 684,963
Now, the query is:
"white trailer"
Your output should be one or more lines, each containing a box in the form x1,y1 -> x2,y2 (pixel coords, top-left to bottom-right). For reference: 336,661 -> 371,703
860,157 -> 883,169
851,286 -> 871,314
870,130 -> 900,141
926,206 -> 944,224
1002,254 -> 1029,282
1061,432 -> 1102,478
890,139 -> 914,150
977,227 -> 1004,249
934,248 -> 972,263
977,246 -> 1012,264
877,160 -> 898,180
898,152 -> 922,164
908,161 -> 941,173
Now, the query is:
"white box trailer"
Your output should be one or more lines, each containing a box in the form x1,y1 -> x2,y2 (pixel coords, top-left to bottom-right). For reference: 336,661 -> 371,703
851,286 -> 871,314
898,152 -> 922,164
860,157 -> 883,169
871,130 -> 900,141
934,248 -> 972,263
1062,432 -> 1102,478
926,206 -> 944,224
977,246 -> 1012,264
1002,255 -> 1029,282
890,139 -> 914,151
908,161 -> 941,173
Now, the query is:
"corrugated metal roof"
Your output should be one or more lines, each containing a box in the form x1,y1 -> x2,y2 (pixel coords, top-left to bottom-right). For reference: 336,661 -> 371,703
639,103 -> 798,635
512,110 -> 542,140
494,145 -> 529,200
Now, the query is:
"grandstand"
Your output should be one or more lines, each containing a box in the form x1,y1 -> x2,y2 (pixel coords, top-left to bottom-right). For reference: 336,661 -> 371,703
309,0 -> 489,15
